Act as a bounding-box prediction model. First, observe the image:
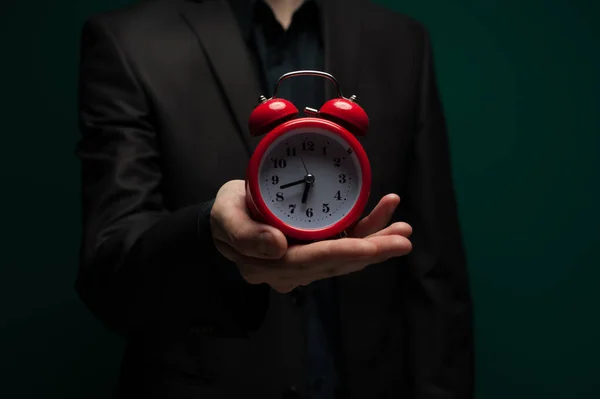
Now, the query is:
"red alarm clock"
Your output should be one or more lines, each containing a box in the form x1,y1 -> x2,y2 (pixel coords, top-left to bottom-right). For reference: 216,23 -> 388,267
245,70 -> 371,241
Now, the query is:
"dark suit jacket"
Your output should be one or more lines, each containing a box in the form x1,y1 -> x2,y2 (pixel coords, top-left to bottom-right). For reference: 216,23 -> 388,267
75,0 -> 474,398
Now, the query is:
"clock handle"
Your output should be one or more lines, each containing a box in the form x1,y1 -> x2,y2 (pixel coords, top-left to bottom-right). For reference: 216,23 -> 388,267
251,70 -> 368,137
272,70 -> 343,98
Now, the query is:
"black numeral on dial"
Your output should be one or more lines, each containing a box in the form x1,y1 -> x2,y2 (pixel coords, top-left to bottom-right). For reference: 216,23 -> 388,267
276,192 -> 284,202
306,208 -> 314,218
322,203 -> 330,213
272,158 -> 287,168
302,141 -> 315,151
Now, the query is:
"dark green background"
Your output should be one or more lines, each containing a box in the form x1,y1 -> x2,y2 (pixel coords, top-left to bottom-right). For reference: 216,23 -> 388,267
1,0 -> 598,397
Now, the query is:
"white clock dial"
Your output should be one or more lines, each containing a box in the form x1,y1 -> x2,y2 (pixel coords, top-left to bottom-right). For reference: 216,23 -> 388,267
258,126 -> 362,230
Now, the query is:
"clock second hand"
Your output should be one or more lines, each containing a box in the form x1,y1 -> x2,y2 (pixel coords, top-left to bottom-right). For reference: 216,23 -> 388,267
300,156 -> 309,175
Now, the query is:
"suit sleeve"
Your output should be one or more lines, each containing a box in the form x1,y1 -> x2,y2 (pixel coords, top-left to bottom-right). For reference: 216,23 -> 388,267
75,18 -> 268,336
398,28 -> 475,398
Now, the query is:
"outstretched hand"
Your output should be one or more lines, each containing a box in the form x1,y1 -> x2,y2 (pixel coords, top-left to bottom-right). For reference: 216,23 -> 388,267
210,180 -> 412,293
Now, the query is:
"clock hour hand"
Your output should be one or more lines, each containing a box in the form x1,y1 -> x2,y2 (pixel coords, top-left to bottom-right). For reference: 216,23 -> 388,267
301,182 -> 310,204
301,174 -> 315,204
280,179 -> 306,189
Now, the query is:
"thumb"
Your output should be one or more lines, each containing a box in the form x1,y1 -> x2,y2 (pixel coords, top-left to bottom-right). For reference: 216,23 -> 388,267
213,198 -> 287,259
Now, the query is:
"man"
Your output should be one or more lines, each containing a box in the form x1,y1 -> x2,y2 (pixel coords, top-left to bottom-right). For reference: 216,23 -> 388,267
76,0 -> 474,398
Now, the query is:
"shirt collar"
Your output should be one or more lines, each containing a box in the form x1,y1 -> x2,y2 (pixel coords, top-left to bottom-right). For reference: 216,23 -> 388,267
226,0 -> 321,42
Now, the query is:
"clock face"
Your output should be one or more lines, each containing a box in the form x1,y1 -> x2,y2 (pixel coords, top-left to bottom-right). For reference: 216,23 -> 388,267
258,126 -> 362,230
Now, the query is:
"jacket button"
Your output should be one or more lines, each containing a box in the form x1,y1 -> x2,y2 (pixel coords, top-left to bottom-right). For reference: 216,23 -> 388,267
282,386 -> 299,399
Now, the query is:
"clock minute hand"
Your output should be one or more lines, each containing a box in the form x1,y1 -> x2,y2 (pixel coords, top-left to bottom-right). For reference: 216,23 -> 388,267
280,179 -> 306,189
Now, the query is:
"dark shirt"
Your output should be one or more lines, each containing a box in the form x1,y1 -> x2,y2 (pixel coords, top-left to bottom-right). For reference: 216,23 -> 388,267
226,1 -> 340,398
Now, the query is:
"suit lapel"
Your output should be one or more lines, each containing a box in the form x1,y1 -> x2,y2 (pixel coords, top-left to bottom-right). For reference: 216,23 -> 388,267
179,0 -> 262,155
178,0 -> 364,154
322,0 -> 363,99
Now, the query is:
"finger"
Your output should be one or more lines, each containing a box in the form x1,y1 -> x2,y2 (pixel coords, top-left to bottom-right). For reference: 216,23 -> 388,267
312,258 -> 371,281
213,239 -> 279,285
228,235 -> 408,285
247,238 -> 376,283
366,222 -> 413,238
314,235 -> 412,280
271,283 -> 298,294
276,237 -> 394,283
214,238 -> 314,287
365,234 -> 412,258
284,238 -> 378,270
213,239 -> 262,284
212,198 -> 287,259
349,194 -> 400,238
213,239 -> 239,263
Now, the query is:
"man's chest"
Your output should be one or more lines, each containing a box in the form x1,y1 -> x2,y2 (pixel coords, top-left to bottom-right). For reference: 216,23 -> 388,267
133,21 -> 420,213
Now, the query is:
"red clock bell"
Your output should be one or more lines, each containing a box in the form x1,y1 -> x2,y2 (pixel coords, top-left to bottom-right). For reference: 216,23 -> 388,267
246,70 -> 371,241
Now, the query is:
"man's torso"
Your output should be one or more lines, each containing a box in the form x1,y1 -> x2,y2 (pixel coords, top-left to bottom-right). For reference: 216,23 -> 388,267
88,1 -> 429,397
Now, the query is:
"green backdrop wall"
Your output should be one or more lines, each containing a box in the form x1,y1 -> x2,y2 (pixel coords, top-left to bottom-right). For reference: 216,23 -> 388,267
1,0 -> 598,398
